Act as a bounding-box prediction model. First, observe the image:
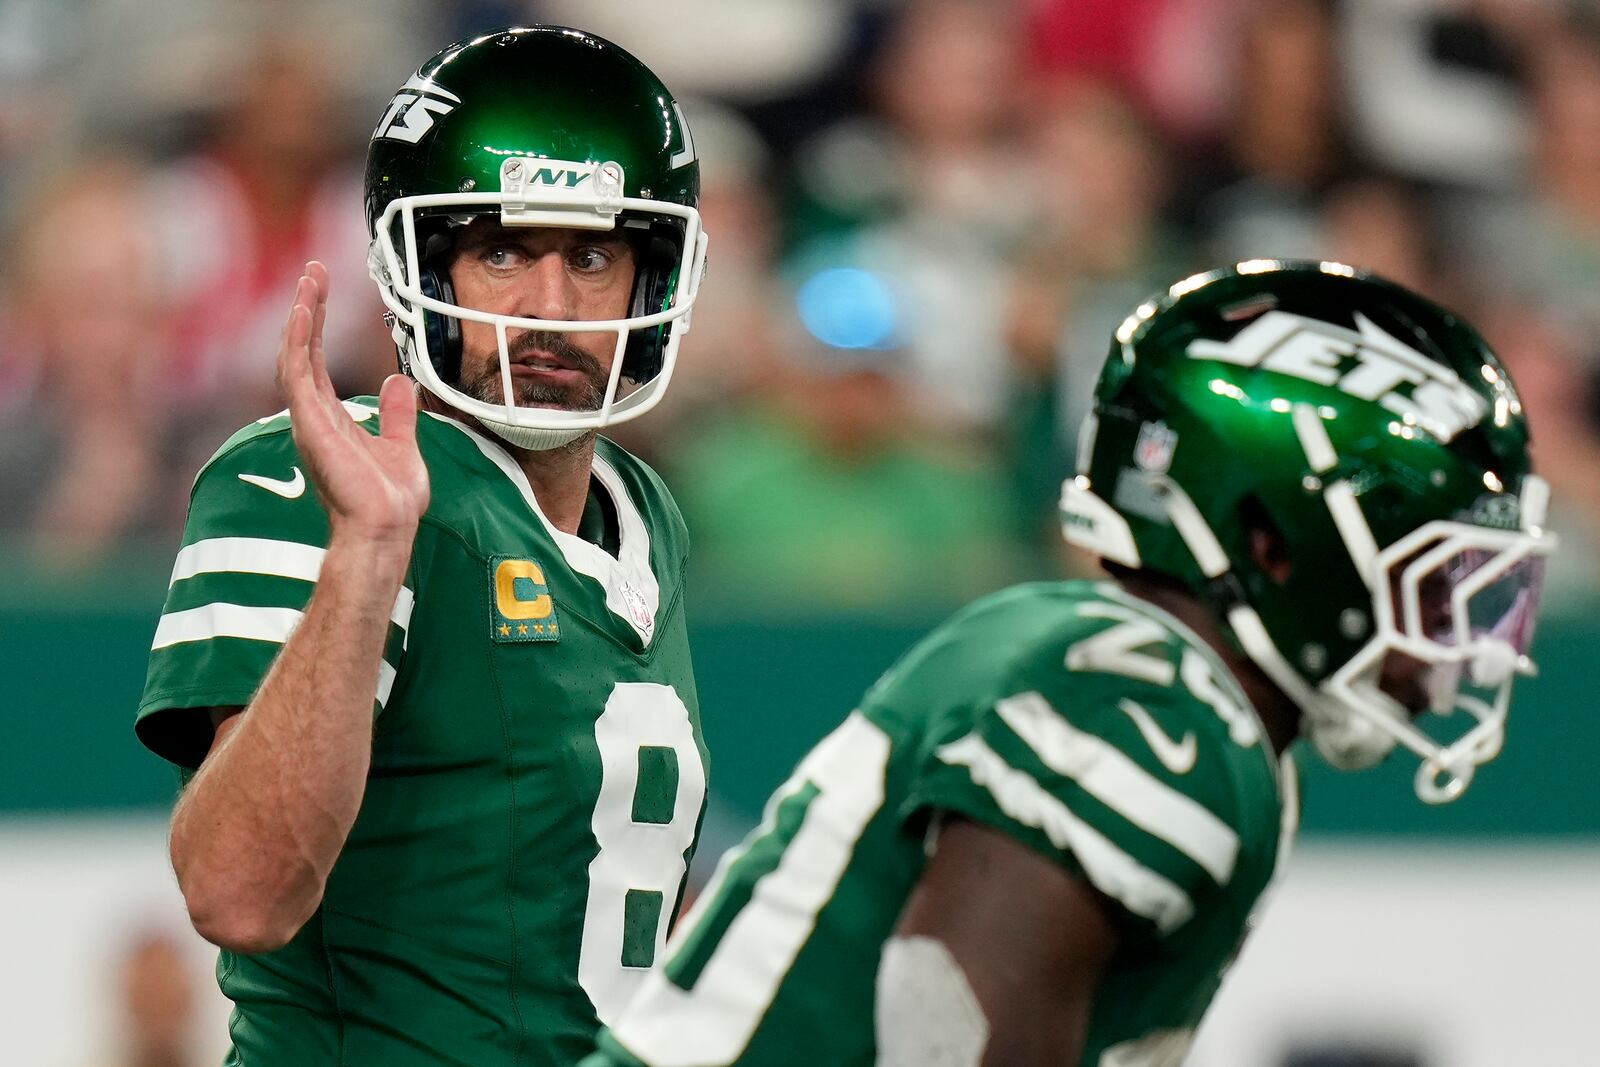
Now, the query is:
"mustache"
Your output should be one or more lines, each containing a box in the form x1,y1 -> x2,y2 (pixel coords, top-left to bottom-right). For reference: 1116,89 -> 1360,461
454,329 -> 613,412
507,330 -> 607,376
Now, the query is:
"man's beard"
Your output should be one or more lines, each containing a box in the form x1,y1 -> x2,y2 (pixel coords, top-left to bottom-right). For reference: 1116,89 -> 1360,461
457,331 -> 610,411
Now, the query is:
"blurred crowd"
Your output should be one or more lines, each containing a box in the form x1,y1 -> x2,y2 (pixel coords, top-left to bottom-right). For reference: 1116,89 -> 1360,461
6,0 -> 1600,612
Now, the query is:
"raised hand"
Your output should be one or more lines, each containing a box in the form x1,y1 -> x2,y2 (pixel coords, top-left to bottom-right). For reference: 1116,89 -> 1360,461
277,262 -> 431,546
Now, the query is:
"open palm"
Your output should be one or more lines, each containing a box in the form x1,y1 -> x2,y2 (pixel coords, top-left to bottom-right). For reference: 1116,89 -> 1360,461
277,262 -> 430,543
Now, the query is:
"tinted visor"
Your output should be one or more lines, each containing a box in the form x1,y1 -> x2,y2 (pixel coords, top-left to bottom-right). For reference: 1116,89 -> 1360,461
1417,549 -> 1546,656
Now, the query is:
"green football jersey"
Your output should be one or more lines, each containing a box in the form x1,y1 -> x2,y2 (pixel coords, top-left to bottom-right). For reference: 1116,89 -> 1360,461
136,398 -> 709,1066
585,581 -> 1294,1067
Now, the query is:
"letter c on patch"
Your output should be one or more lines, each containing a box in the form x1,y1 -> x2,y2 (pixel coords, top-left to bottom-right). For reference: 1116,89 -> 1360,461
495,559 -> 553,620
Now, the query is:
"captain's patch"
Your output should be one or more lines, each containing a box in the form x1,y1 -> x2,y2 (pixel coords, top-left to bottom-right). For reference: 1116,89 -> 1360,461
491,556 -> 561,642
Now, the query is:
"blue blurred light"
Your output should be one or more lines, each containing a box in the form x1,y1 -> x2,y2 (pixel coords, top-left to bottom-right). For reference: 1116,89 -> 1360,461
795,267 -> 900,350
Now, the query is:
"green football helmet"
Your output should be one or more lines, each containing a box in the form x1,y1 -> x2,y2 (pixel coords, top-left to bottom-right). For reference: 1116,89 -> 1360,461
364,26 -> 707,450
1062,260 -> 1556,802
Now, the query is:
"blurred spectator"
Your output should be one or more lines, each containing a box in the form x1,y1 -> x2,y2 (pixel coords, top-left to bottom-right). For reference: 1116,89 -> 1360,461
1026,0 -> 1178,90
1339,0 -> 1533,191
788,221 -> 1018,434
667,337 -> 1018,610
1338,1 -> 1569,292
1025,0 -> 1242,144
1185,0 -> 1356,263
1005,76 -> 1186,545
607,101 -> 790,463
1477,12 -> 1600,364
786,0 -> 1028,434
62,1 -> 434,157
145,34 -> 391,475
534,0 -> 853,106
1319,176 -> 1445,302
0,160 -> 167,565
95,931 -> 201,1067
870,0 -> 1029,236
0,0 -> 78,215
789,0 -> 1029,243
1475,301 -> 1600,608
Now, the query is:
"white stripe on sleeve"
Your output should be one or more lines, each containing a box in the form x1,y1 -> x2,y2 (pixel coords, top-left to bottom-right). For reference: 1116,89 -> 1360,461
170,536 -> 415,639
169,537 -> 324,585
153,602 -> 400,709
151,603 -> 303,649
994,692 -> 1240,884
937,734 -> 1194,934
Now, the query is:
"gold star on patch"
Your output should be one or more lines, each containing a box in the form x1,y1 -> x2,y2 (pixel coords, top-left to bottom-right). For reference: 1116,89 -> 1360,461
517,623 -> 529,635
534,623 -> 545,633
499,623 -> 511,637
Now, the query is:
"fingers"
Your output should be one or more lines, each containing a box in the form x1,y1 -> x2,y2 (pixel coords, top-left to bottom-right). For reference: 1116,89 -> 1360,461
303,262 -> 337,399
278,278 -> 315,403
280,304 -> 320,410
306,260 -> 331,299
308,263 -> 330,354
286,286 -> 315,350
378,373 -> 418,447
279,271 -> 342,441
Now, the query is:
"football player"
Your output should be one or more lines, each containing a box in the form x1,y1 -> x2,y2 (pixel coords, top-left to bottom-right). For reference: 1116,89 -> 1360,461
135,27 -> 710,1065
581,261 -> 1555,1067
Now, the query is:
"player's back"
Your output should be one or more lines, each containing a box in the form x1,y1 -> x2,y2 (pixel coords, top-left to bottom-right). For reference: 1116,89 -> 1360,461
138,401 -> 708,1065
586,580 -> 1292,1067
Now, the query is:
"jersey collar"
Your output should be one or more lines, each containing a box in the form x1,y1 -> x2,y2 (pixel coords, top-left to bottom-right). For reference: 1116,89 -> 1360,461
423,410 -> 662,647
1097,581 -> 1282,791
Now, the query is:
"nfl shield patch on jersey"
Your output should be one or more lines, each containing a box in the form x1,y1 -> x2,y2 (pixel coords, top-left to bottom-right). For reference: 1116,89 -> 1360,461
491,556 -> 561,642
1134,420 -> 1178,473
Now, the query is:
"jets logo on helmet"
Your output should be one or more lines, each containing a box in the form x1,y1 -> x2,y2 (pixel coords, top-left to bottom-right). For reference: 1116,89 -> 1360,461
373,74 -> 460,143
1187,309 -> 1488,441
1063,260 -> 1557,804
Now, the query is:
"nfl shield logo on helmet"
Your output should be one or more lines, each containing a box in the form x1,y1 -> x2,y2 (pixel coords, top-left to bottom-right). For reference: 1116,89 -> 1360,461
1134,421 -> 1178,474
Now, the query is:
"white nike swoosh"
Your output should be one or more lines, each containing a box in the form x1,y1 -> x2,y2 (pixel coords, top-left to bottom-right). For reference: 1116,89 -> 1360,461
1117,698 -> 1197,775
238,467 -> 306,499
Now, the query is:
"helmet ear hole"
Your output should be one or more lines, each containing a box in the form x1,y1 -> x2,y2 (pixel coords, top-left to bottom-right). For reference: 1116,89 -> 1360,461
620,224 -> 684,384
417,262 -> 463,385
1240,495 -> 1292,585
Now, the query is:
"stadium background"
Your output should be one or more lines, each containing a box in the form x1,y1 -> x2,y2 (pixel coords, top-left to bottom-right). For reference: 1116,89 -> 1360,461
1,0 -> 1597,1063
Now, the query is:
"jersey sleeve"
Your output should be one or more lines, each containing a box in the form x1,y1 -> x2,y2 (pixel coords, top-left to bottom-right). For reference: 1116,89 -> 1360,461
135,417 -> 414,768
890,592 -> 1267,942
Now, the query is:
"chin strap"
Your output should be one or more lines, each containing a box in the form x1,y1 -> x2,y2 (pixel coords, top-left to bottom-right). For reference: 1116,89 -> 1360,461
477,418 -> 591,452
